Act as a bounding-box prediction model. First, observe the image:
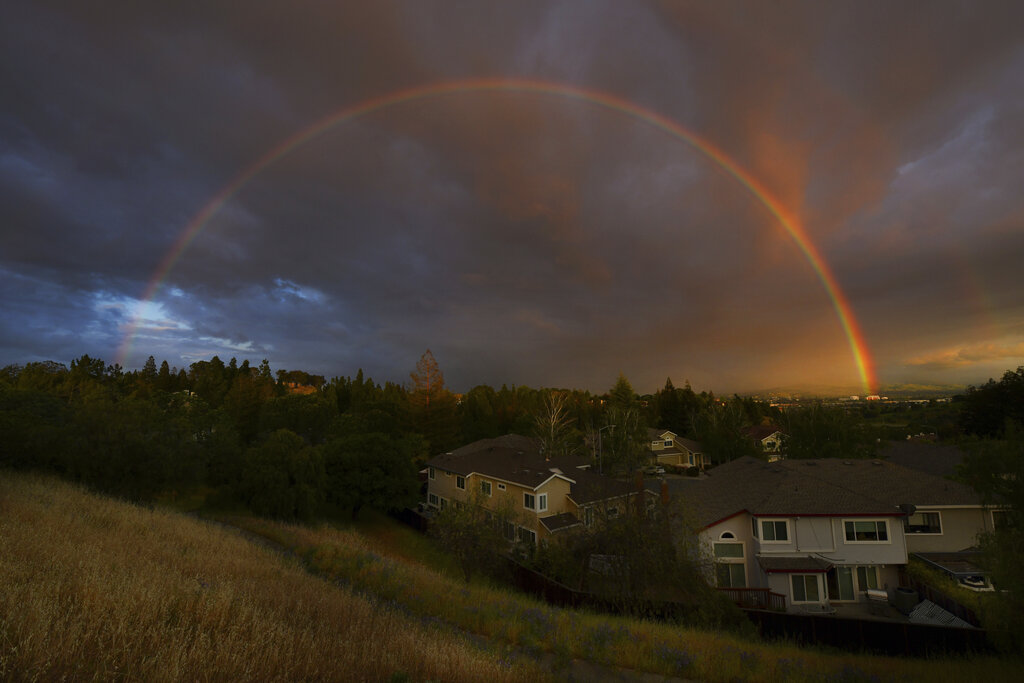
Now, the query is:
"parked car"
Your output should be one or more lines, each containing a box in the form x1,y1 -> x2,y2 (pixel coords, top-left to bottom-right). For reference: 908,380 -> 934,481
641,465 -> 665,476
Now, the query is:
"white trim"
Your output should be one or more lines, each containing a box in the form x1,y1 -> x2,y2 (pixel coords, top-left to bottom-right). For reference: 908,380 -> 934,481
843,519 -> 891,544
538,493 -> 548,512
904,510 -> 942,535
760,518 -> 790,543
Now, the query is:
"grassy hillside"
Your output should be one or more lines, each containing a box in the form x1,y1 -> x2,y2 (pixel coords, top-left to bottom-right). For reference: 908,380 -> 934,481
0,472 -> 545,682
227,515 -> 1021,682
3,472 -> 1019,682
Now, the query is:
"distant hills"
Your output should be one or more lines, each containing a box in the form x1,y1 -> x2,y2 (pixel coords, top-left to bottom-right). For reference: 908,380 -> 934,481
746,382 -> 967,400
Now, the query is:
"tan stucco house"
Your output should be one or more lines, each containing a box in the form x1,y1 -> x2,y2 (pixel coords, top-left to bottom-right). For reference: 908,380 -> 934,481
426,434 -> 651,543
648,429 -> 709,469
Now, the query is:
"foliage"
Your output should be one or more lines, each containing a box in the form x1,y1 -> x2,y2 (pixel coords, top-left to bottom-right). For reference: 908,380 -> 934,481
238,429 -> 325,520
430,489 -> 520,582
692,399 -> 763,464
779,402 -> 879,459
957,421 -> 1024,651
959,366 -> 1024,438
321,432 -> 422,519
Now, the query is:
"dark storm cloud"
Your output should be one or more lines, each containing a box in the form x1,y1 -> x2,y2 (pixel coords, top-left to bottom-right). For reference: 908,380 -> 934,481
2,0 -> 1023,393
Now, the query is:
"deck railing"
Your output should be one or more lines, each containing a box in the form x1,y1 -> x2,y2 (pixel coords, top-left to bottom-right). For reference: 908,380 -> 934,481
717,587 -> 787,612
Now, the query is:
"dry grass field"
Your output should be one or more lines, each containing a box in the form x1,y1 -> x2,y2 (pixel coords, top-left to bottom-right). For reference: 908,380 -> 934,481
231,515 -> 1023,683
0,472 -> 546,682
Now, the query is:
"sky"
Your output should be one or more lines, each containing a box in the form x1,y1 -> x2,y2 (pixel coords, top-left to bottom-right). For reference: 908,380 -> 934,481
2,1 -> 1024,396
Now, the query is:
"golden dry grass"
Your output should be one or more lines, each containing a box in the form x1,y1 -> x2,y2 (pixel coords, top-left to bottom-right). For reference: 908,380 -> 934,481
229,515 -> 1023,683
0,472 -> 546,682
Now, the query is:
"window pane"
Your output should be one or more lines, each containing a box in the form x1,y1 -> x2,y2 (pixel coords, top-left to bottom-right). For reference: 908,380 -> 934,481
805,576 -> 819,601
730,564 -> 746,588
763,521 -> 776,541
714,543 -> 744,558
838,567 -> 855,600
876,522 -> 887,541
792,575 -> 806,602
715,563 -> 731,586
775,522 -> 788,541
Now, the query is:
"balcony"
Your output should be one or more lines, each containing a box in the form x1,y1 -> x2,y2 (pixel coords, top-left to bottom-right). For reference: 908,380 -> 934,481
717,587 -> 786,612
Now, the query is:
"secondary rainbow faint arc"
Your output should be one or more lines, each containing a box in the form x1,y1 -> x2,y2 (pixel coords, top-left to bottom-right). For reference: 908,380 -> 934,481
119,78 -> 877,394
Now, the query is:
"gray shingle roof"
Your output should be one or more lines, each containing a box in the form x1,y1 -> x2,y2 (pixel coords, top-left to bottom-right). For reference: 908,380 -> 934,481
674,456 -> 982,529
539,512 -> 582,533
880,441 -> 968,479
428,434 -> 634,502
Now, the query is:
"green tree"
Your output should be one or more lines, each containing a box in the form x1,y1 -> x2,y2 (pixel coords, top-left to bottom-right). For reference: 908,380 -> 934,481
431,488 -> 520,582
156,360 -> 173,393
239,429 -> 325,520
322,433 -> 421,519
693,399 -> 762,464
779,403 -> 878,460
608,373 -> 638,410
959,367 -> 1024,438
957,422 -> 1024,651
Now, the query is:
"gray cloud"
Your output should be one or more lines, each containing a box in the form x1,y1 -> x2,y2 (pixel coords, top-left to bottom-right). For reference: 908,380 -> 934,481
2,1 -> 1023,393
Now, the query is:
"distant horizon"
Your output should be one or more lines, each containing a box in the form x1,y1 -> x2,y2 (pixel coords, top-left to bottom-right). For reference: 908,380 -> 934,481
5,350 -> 992,400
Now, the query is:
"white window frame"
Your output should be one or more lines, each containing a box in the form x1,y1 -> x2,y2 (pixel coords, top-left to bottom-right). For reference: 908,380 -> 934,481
791,574 -> 822,603
497,483 -> 506,491
481,480 -> 492,497
584,506 -> 594,527
843,519 -> 890,544
456,475 -> 466,490
428,492 -> 439,507
904,511 -> 942,535
428,467 -> 435,480
664,439 -> 673,447
538,493 -> 548,512
607,506 -> 619,519
517,526 -> 536,545
524,493 -> 535,510
760,519 -> 790,543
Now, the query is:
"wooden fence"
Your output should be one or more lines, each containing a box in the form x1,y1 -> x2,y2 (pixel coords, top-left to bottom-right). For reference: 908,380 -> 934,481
898,569 -> 982,627
717,587 -> 787,612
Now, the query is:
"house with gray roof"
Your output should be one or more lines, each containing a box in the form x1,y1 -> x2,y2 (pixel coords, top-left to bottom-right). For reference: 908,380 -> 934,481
648,429 -> 709,469
680,456 -> 997,613
426,434 -> 652,544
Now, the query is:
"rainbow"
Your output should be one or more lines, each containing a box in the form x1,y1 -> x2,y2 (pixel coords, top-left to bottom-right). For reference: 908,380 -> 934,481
117,78 -> 876,393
